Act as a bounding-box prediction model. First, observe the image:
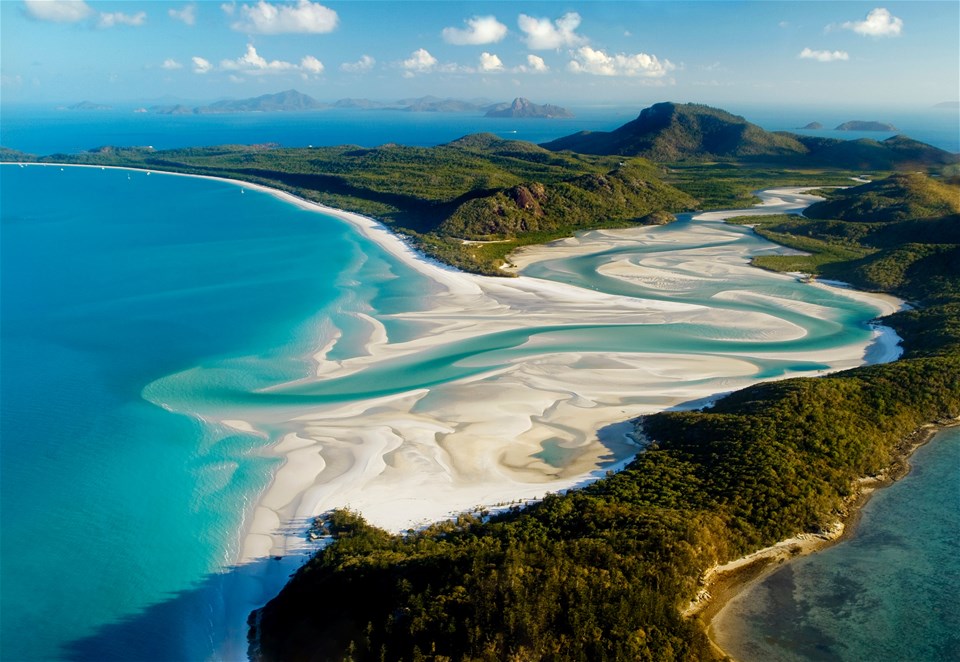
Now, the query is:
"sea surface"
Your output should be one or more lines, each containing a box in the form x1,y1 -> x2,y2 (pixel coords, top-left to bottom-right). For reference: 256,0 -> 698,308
1,103 -> 957,155
0,108 -> 955,661
713,426 -> 960,662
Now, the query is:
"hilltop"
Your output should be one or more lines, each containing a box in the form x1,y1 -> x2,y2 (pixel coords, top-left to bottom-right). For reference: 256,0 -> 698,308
542,102 -> 807,161
542,102 -> 957,169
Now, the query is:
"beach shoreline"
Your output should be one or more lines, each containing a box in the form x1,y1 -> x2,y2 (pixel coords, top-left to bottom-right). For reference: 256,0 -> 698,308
13,164 -> 906,548
6,163 -> 914,661
697,417 -> 960,660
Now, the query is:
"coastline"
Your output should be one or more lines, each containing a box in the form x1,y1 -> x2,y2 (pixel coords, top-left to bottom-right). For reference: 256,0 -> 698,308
6,164 -> 914,661
696,417 -> 960,661
12,165 -> 905,551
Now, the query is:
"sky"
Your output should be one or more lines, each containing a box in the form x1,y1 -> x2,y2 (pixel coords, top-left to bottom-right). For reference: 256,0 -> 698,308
1,0 -> 958,108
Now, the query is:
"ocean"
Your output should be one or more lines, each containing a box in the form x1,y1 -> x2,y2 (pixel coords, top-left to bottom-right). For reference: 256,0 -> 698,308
0,107 -> 955,661
1,103 -> 957,155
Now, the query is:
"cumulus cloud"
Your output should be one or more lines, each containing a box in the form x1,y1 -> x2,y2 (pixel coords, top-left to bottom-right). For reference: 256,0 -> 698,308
567,46 -> 675,77
23,0 -> 93,23
299,55 -> 324,74
219,44 -> 323,76
401,48 -> 438,74
442,15 -> 507,45
340,55 -> 375,73
518,12 -> 585,50
161,58 -> 184,70
479,52 -> 504,72
98,11 -> 146,28
231,0 -> 338,34
799,47 -> 849,62
192,56 -> 213,74
515,54 -> 549,73
168,4 -> 196,26
841,7 -> 903,37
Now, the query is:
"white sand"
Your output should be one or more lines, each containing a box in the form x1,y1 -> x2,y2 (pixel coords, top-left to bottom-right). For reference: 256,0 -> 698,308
211,185 -> 903,562
39,166 -> 904,563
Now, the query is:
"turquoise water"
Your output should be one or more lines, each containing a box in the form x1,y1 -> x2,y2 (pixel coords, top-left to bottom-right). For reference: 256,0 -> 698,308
0,165 -> 436,660
714,427 -> 960,661
0,165 -> 903,660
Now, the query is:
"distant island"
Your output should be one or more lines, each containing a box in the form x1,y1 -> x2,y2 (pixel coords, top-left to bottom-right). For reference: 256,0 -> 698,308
835,120 -> 898,131
146,89 -> 571,118
61,101 -> 112,111
485,97 -> 574,119
798,122 -> 823,130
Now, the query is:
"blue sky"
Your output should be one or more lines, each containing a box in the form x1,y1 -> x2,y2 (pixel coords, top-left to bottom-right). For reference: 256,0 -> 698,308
1,1 -> 957,108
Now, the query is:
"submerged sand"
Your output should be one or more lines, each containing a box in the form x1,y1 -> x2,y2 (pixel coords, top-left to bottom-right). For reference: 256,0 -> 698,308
43,166 -> 902,564
224,185 -> 902,561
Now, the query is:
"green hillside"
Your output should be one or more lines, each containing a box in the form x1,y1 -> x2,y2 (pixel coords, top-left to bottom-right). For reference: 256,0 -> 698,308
805,173 -> 960,222
16,136 -> 695,275
542,102 -> 958,169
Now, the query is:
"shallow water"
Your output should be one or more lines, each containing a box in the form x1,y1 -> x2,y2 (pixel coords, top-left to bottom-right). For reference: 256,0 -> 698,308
712,427 -> 960,661
0,166 -> 899,660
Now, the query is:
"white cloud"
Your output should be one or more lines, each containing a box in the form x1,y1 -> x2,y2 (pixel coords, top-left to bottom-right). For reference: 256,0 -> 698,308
799,47 -> 850,62
23,0 -> 92,23
515,54 -> 549,73
231,0 -> 337,34
402,48 -> 438,74
442,15 -> 507,45
479,52 -> 504,72
161,58 -> 184,70
221,2 -> 235,16
567,46 -> 675,77
340,55 -> 375,73
192,56 -> 213,74
98,11 -> 146,28
518,12 -> 585,50
168,4 -> 196,26
841,7 -> 903,37
300,55 -> 324,74
210,44 -> 324,76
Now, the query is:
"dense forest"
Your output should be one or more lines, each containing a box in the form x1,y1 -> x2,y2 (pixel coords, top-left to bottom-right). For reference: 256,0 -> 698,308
249,175 -> 960,659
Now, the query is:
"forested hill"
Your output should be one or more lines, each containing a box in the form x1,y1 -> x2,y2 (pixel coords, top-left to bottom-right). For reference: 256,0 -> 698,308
249,174 -> 960,661
805,173 -> 960,222
541,102 -> 959,169
2,137 -> 697,275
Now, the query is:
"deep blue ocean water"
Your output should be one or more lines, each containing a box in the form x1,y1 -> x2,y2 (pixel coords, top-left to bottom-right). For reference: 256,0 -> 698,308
1,106 -> 957,661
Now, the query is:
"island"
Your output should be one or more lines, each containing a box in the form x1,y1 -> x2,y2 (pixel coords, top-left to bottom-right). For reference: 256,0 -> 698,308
835,120 -> 899,131
485,97 -> 574,118
62,100 -> 112,111
798,121 -> 823,129
144,89 -> 569,117
3,101 -> 958,662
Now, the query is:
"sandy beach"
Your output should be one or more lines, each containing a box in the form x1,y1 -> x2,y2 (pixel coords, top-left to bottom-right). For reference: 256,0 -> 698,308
213,183 -> 903,561
31,166 -> 904,563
